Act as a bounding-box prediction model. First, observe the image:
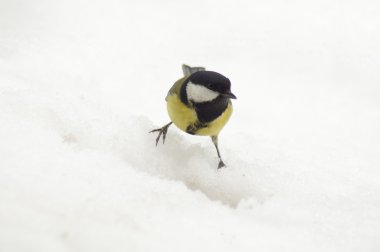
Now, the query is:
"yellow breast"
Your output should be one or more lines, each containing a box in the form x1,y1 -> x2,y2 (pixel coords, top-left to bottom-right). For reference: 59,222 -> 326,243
166,94 -> 233,136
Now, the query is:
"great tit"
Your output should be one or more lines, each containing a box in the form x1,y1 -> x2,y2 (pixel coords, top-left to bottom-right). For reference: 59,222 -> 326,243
150,64 -> 236,169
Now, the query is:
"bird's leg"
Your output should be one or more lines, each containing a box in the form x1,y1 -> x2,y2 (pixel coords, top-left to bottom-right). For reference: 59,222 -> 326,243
186,121 -> 207,135
149,122 -> 173,146
211,135 -> 226,169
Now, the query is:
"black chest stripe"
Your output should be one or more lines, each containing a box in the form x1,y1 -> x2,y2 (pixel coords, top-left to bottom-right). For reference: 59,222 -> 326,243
194,97 -> 229,123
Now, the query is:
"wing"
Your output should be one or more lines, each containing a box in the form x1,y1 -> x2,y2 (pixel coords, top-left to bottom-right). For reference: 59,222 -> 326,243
165,77 -> 186,101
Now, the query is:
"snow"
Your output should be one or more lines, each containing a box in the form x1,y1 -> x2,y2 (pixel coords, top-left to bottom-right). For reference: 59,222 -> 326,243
1,0 -> 380,251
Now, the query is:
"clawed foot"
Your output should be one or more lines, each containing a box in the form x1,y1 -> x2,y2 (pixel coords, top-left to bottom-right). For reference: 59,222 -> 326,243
149,122 -> 172,146
218,160 -> 226,169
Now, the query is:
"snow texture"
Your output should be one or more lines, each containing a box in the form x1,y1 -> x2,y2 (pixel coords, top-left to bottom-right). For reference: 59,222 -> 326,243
1,0 -> 380,251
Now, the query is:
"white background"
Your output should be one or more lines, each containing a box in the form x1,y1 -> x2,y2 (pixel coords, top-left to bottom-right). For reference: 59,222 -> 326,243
1,0 -> 380,251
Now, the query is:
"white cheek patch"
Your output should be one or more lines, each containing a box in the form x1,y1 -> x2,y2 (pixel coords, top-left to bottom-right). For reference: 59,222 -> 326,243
186,82 -> 219,103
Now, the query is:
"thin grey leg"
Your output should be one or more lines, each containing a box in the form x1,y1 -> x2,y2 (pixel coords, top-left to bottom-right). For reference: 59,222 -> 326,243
211,135 -> 226,169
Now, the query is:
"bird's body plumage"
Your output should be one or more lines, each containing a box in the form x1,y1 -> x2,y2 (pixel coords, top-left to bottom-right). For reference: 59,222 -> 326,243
166,77 -> 233,136
150,65 -> 236,169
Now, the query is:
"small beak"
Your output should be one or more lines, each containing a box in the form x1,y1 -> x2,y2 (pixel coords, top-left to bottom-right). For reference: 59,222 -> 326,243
222,91 -> 237,99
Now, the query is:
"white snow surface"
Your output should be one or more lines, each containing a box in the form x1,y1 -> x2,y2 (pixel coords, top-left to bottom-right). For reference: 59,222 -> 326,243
1,0 -> 380,251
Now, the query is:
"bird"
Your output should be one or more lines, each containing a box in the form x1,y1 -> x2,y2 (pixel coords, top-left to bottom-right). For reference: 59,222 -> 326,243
150,64 -> 236,169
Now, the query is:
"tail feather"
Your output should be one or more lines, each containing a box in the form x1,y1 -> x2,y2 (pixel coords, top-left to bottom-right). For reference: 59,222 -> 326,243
182,64 -> 206,77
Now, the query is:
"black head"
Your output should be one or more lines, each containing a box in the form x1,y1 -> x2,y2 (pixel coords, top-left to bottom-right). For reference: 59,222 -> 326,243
187,71 -> 236,99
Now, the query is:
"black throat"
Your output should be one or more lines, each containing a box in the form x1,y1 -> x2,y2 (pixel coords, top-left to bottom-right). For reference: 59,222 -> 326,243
193,96 -> 229,124
180,80 -> 229,124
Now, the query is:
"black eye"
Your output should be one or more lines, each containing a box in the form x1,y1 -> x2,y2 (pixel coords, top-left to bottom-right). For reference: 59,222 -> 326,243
208,83 -> 214,89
